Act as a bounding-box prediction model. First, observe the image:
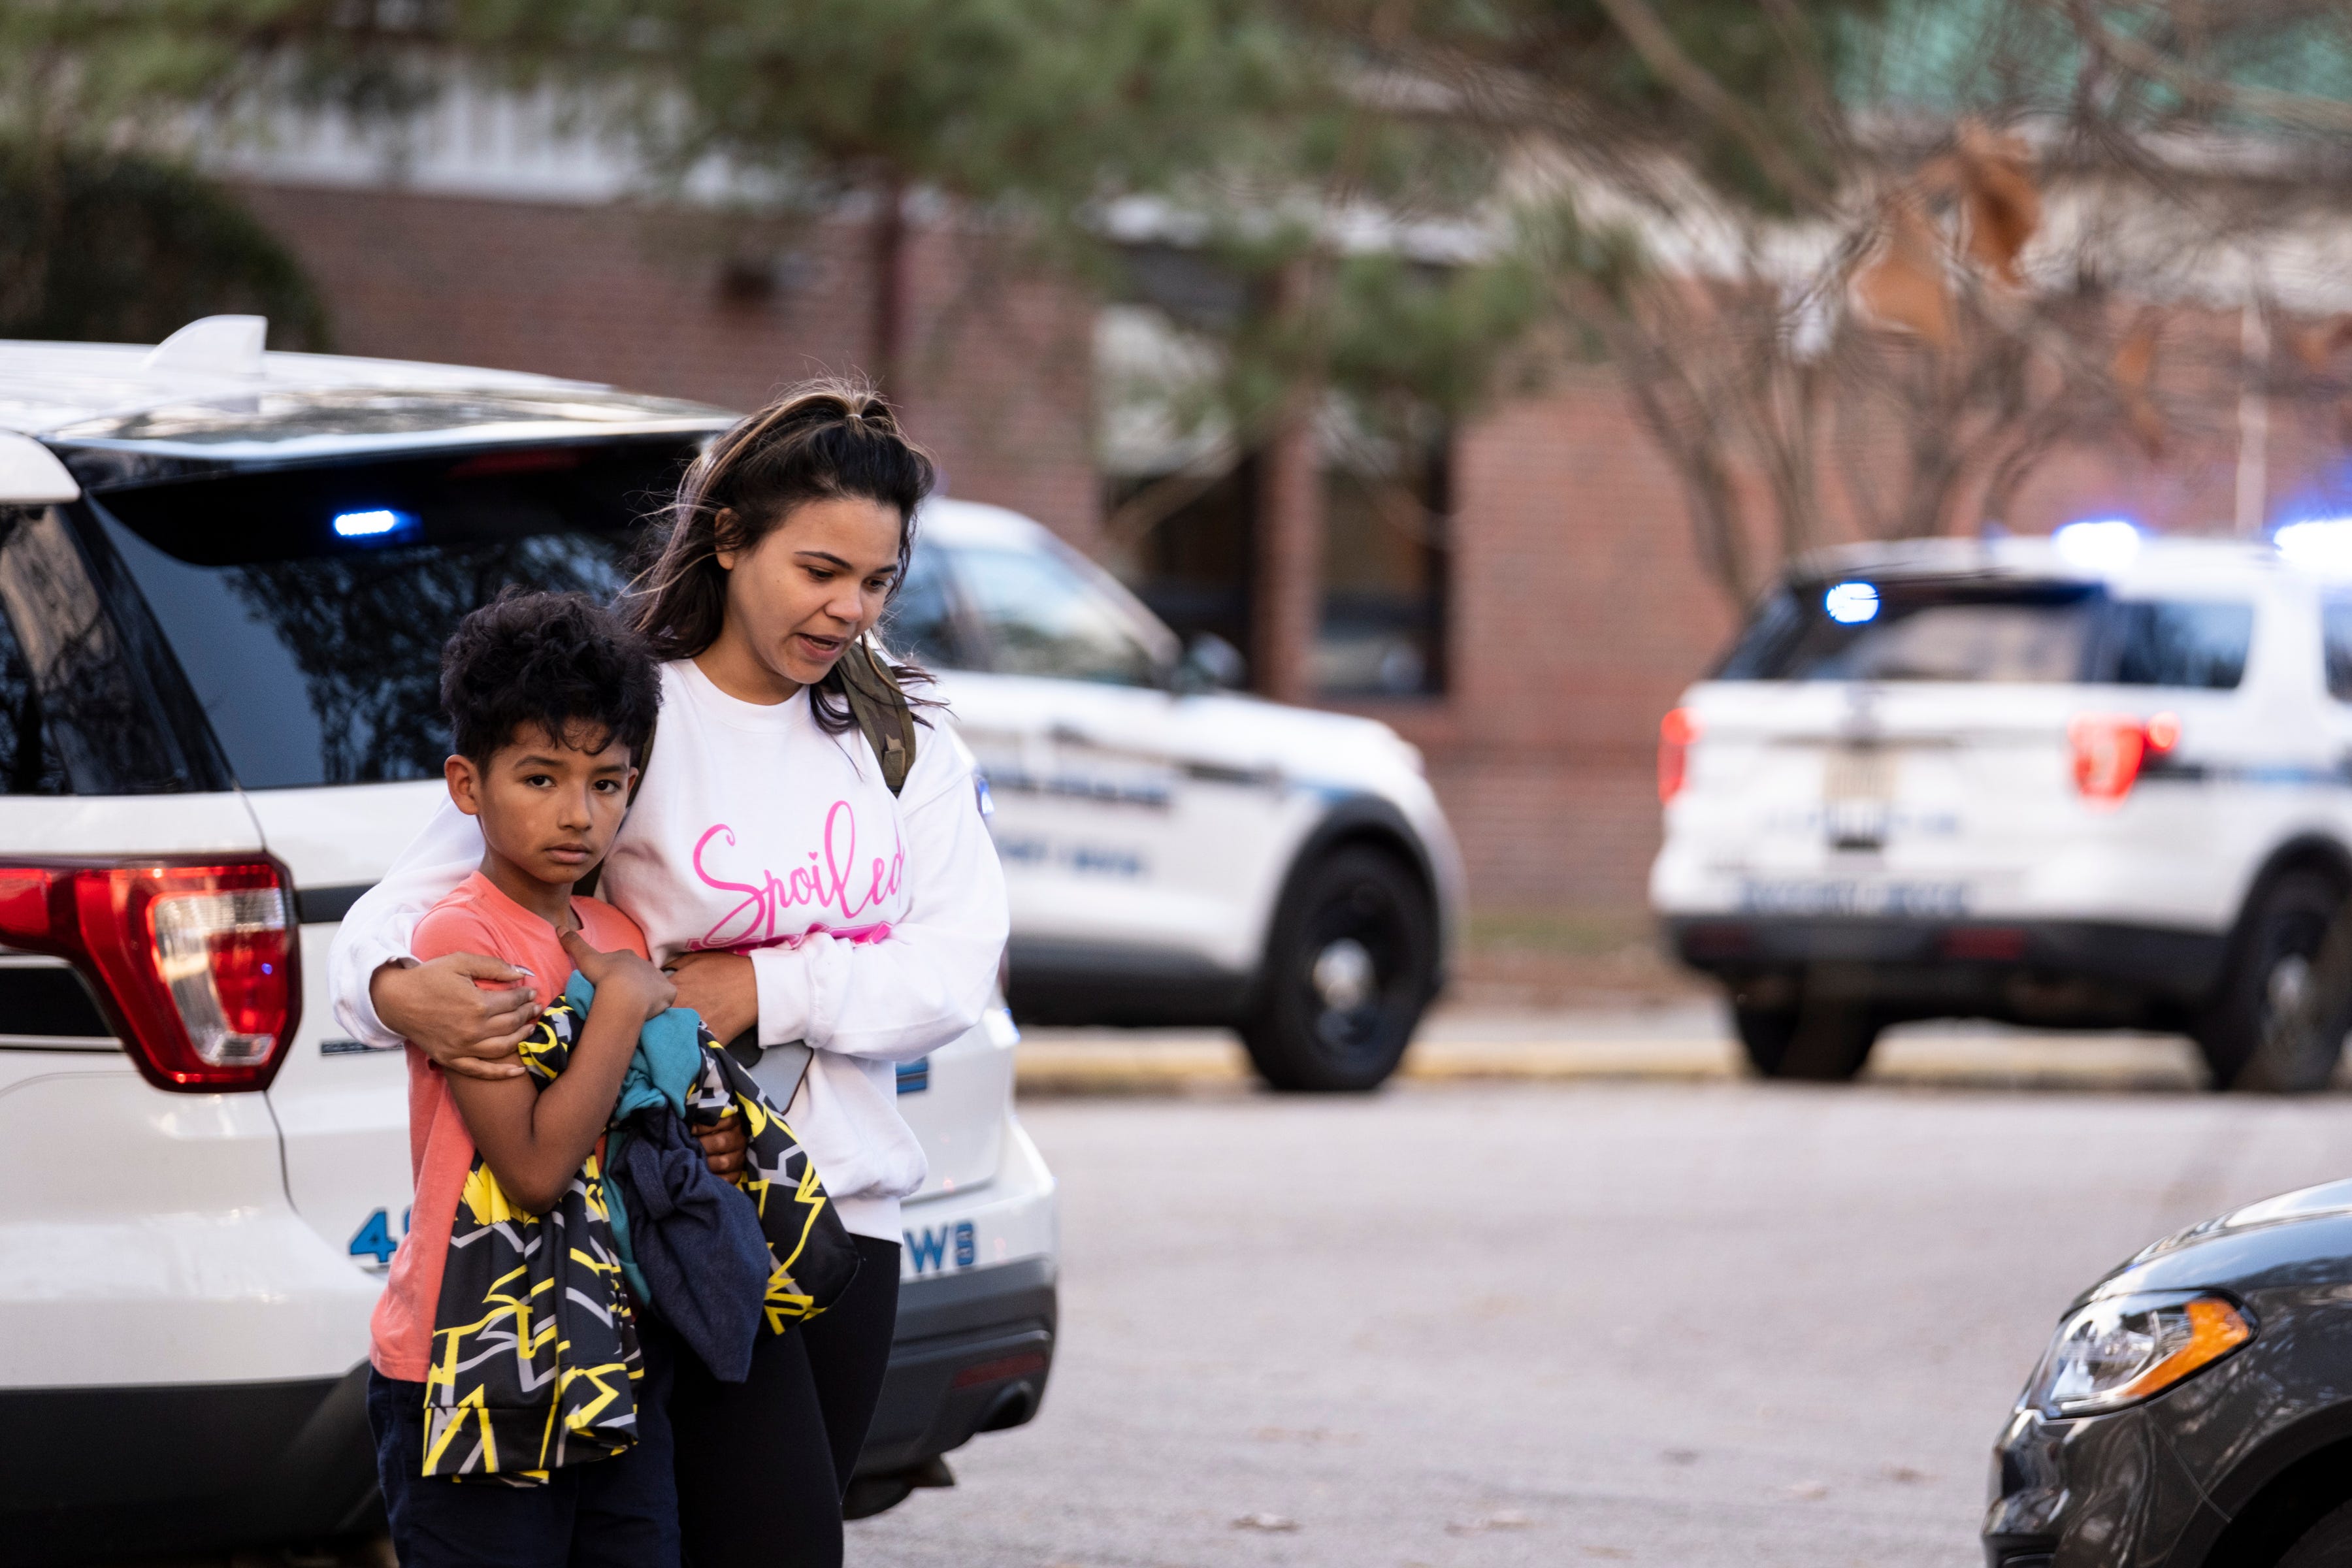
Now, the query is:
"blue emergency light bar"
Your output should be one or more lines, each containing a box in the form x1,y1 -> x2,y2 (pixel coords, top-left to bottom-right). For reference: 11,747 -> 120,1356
2276,517 -> 2352,574
2052,518 -> 2142,572
332,508 -> 418,541
1824,581 -> 1880,624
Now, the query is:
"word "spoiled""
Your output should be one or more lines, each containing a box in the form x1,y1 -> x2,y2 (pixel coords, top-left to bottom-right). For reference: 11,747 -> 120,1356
691,801 -> 906,950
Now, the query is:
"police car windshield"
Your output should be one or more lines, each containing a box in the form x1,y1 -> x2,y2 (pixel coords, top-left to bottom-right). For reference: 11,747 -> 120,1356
1718,578 -> 2255,689
80,438 -> 696,789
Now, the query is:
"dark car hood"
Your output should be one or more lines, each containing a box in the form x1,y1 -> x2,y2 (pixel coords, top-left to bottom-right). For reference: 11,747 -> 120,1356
2080,1179 -> 2352,1307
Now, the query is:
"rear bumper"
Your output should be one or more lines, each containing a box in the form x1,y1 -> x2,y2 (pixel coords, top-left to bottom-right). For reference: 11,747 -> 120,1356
863,1117 -> 1061,1477
1666,916 -> 2228,1022
857,1255 -> 1058,1477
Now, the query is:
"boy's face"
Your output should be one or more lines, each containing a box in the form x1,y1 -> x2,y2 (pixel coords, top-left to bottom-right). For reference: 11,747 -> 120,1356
445,722 -> 637,889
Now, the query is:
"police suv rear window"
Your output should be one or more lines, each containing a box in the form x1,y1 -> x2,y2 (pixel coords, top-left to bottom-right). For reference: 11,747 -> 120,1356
0,506 -> 208,794
2322,599 -> 2352,701
0,561 -> 68,796
80,438 -> 696,789
1718,580 -> 2253,689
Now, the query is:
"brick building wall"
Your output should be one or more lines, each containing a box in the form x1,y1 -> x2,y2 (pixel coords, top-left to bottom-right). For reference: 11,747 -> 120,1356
1352,378 -> 1740,909
232,179 -> 2350,921
233,182 -> 1103,544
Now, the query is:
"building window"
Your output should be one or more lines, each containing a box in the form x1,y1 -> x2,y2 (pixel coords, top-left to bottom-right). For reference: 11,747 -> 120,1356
1105,460 -> 1257,672
1316,438 -> 1447,698
1096,294 -> 1450,700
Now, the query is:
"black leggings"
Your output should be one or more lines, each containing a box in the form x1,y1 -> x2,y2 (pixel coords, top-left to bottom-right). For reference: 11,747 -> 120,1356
663,1234 -> 901,1568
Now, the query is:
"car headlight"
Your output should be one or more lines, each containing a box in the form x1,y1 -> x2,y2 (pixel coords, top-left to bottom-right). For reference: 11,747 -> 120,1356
2025,1290 -> 2253,1417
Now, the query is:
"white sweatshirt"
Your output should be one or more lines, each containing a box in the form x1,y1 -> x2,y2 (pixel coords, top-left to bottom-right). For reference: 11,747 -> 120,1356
328,659 -> 1011,1242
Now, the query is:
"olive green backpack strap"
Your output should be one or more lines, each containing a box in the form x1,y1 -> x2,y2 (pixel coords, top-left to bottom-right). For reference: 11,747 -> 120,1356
834,634 -> 917,797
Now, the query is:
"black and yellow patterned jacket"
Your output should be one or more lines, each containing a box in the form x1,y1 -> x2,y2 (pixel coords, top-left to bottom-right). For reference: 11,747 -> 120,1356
421,990 -> 859,1482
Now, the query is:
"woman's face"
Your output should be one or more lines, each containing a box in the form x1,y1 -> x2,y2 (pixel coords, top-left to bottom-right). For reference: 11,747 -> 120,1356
713,495 -> 904,695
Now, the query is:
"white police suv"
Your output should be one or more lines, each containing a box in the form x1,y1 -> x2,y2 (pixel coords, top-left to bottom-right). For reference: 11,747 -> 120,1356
1653,519 -> 2352,1091
0,320 -> 1053,1561
895,500 -> 1462,1094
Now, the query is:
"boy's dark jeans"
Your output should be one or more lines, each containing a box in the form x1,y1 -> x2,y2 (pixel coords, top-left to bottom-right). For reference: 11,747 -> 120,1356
367,1328 -> 679,1568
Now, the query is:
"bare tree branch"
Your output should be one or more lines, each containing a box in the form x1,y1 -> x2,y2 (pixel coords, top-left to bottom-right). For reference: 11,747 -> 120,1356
1585,0 -> 1833,211
2059,0 -> 2352,135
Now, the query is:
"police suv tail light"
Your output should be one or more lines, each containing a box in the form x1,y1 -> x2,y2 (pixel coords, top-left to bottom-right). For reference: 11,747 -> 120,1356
0,859 -> 300,1092
2068,711 -> 2180,808
1659,708 -> 1700,803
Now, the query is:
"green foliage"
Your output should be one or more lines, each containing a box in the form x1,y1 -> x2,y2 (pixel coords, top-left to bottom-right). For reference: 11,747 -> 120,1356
0,0 -> 1900,444
1326,252 -> 1547,421
439,0 -> 1303,214
0,144 -> 329,349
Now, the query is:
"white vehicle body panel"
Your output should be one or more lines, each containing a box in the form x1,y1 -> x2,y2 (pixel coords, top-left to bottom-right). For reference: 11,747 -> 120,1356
918,501 -> 1462,985
0,791 -> 265,857
898,1116 -> 1058,1282
944,667 -> 1439,975
0,793 -> 377,1389
1652,537 -> 2351,939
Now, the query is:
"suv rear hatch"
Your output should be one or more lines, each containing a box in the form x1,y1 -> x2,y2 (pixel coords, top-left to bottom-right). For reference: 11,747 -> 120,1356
1666,572 -> 2257,916
56,426 -> 717,1265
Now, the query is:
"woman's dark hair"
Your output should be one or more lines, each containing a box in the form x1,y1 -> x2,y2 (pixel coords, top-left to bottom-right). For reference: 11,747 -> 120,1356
442,588 -> 662,765
627,376 -> 938,735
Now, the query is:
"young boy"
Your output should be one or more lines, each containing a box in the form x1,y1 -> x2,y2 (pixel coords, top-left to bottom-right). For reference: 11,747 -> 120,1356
367,589 -> 678,1568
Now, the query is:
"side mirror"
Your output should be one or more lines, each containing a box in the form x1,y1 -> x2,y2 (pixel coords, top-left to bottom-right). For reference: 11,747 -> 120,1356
1172,632 -> 1247,694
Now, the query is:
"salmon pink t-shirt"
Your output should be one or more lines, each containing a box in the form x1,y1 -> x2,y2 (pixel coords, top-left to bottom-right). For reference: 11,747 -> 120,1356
367,871 -> 649,1382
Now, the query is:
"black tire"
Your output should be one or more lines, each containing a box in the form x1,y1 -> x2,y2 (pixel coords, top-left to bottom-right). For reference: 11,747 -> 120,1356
1729,990 -> 1881,1081
843,1456 -> 956,1520
1239,845 -> 1438,1092
2278,1495 -> 2352,1568
2195,871 -> 2352,1093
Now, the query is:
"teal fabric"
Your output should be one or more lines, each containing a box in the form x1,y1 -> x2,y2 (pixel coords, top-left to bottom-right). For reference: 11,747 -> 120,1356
561,969 -> 710,1306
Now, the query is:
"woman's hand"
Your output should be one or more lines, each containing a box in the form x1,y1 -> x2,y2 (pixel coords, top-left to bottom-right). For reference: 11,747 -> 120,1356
665,949 -> 758,1043
371,955 -> 542,1081
694,1117 -> 749,1181
559,930 -> 678,1022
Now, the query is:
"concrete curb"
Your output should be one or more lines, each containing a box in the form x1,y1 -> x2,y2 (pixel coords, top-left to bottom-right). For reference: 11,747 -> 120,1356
1013,1030 -> 2221,1096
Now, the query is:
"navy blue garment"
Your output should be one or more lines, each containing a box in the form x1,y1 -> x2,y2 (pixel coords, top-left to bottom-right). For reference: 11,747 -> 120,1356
671,1235 -> 902,1568
608,1102 -> 773,1383
368,1324 -> 679,1568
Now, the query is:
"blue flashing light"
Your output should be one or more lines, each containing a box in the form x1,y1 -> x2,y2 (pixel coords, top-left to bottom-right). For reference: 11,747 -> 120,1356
1824,580 -> 1880,625
2274,517 -> 2352,575
333,508 -> 412,539
2052,518 -> 2142,572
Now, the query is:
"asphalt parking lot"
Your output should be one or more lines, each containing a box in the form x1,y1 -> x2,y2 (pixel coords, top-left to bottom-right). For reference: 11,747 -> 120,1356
109,1015 -> 2352,1568
855,1019 -> 2352,1568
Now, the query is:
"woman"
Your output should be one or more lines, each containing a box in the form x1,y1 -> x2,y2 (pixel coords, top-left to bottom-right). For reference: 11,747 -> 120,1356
328,382 -> 1008,1566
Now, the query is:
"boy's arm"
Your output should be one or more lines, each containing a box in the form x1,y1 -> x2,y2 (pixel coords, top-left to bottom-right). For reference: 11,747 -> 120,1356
336,797 -> 540,1083
444,934 -> 675,1215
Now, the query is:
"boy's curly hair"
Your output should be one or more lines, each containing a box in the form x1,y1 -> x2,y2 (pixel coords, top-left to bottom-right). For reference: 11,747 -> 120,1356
441,589 -> 661,766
